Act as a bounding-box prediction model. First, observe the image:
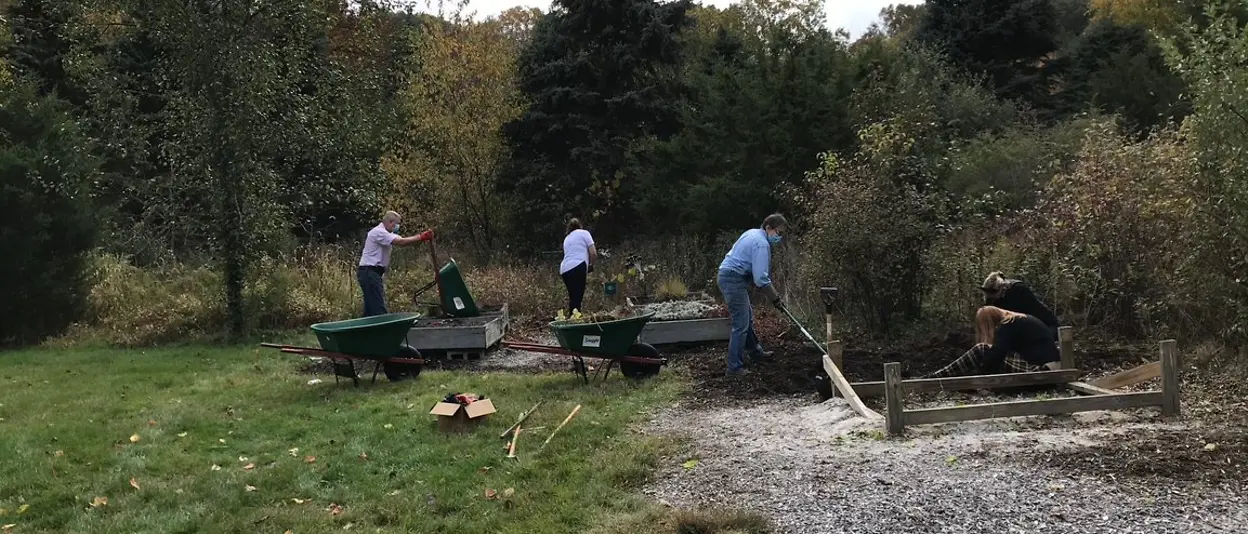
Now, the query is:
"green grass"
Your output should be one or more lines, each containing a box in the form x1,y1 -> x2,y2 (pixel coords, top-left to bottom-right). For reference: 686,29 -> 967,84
0,345 -> 686,533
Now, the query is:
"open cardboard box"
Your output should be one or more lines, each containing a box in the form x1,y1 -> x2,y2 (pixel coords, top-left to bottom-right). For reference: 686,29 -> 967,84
429,398 -> 496,433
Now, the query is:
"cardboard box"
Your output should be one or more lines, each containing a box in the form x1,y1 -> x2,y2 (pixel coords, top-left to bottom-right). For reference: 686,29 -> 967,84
430,398 -> 496,433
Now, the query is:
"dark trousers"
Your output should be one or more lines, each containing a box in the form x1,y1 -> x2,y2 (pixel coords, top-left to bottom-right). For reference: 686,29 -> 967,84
357,266 -> 388,317
561,262 -> 588,313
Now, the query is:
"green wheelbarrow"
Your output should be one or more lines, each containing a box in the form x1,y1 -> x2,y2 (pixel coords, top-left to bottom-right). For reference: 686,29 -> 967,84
502,311 -> 667,383
261,312 -> 424,387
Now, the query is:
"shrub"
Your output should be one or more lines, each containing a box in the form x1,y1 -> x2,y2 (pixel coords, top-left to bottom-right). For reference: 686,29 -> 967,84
0,82 -> 99,347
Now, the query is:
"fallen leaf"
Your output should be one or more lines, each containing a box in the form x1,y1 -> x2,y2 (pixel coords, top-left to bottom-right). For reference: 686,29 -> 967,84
129,478 -> 140,490
502,488 -> 515,498
245,485 -> 257,492
945,455 -> 958,466
1204,443 -> 1218,451
484,489 -> 497,500
53,450 -> 64,457
327,503 -> 343,516
2,524 -> 14,532
288,448 -> 299,456
477,466 -> 491,473
16,505 -> 28,515
238,456 -> 249,462
292,498 -> 307,504
89,496 -> 108,508
177,432 -> 187,438
284,531 -> 293,534
681,459 -> 698,470
147,419 -> 157,426
304,456 -> 316,464
358,452 -> 368,461
387,490 -> 401,496
342,523 -> 353,531
383,424 -> 393,429
211,465 -> 221,471
243,463 -> 255,471
129,434 -> 141,443
218,439 -> 226,444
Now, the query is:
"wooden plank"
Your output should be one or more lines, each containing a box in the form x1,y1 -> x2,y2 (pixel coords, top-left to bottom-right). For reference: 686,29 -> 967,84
904,391 -> 1165,426
1059,326 -> 1075,369
1065,381 -> 1116,396
1090,361 -> 1160,390
1160,339 -> 1180,417
884,362 -> 905,436
850,369 -> 1082,399
637,317 -> 731,345
822,354 -> 883,421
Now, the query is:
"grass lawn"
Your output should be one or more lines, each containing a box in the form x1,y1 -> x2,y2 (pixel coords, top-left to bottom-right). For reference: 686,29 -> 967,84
0,344 -> 686,533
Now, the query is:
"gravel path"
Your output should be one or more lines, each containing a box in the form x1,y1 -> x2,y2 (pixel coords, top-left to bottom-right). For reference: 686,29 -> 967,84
643,398 -> 1246,533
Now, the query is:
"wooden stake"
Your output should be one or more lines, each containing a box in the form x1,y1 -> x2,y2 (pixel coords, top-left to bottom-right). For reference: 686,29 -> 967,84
507,426 -> 521,459
884,363 -> 905,436
500,401 -> 543,439
1059,326 -> 1075,370
541,404 -> 582,450
1160,339 -> 1180,417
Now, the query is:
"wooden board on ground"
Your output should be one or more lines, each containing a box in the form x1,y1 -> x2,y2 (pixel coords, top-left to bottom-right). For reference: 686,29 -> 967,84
406,304 -> 508,351
1090,361 -> 1160,390
903,391 -> 1165,426
851,369 -> 1082,398
638,317 -> 731,345
1065,381 -> 1116,396
821,354 -> 883,420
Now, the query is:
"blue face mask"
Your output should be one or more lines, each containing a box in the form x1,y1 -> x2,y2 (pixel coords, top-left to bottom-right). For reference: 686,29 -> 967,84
392,224 -> 401,233
767,234 -> 782,245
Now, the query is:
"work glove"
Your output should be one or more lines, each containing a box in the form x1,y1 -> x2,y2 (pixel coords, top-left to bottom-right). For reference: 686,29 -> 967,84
762,283 -> 783,308
415,229 -> 434,242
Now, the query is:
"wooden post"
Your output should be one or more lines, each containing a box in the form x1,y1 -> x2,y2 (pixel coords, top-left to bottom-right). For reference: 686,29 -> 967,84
1160,339 -> 1180,417
829,340 -> 844,377
1059,326 -> 1075,370
884,362 -> 905,436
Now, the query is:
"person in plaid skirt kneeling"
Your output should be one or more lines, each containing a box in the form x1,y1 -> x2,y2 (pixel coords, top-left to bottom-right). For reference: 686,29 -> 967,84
927,306 -> 1062,379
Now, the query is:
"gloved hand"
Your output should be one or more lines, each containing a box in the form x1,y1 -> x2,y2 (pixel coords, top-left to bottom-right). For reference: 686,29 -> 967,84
415,229 -> 434,242
762,283 -> 783,308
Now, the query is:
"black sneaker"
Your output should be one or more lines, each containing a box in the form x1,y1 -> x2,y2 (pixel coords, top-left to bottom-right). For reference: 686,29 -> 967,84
749,350 -> 774,364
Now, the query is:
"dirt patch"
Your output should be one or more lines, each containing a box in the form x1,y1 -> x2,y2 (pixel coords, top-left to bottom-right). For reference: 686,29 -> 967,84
1015,426 -> 1248,489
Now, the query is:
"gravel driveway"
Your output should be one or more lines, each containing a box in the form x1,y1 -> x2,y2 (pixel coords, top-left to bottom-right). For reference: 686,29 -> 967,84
643,398 -> 1246,533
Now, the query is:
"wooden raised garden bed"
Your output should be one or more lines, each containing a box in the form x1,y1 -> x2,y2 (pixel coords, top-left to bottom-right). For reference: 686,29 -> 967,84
627,294 -> 731,345
405,304 -> 509,352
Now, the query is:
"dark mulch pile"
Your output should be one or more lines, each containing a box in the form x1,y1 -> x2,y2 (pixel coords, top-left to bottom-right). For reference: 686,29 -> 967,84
1020,425 -> 1248,488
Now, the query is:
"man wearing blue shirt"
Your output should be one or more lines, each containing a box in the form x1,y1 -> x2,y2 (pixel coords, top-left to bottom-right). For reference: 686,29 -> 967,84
717,213 -> 787,375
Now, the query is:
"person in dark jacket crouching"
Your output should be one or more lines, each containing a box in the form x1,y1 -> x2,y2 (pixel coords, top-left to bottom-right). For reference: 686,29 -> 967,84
926,306 -> 1061,379
980,272 -> 1060,341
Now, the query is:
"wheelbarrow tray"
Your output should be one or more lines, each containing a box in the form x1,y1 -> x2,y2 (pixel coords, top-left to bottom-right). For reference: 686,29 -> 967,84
549,311 -> 656,356
311,312 -> 422,358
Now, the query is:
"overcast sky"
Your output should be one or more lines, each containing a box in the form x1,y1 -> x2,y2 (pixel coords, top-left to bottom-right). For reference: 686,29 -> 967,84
404,0 -> 924,40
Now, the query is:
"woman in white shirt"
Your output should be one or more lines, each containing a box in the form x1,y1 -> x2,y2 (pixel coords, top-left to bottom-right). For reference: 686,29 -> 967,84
559,218 -> 597,313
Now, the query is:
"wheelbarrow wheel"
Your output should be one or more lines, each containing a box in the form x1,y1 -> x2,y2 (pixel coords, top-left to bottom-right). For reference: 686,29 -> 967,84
384,347 -> 423,382
619,343 -> 662,380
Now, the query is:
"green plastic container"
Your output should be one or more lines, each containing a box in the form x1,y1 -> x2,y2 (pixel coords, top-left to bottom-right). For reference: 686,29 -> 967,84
438,259 -> 480,318
310,312 -> 421,358
549,311 -> 655,356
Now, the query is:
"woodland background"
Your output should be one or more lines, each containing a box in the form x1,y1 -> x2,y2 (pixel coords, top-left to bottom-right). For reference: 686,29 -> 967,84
4,0 -> 1248,353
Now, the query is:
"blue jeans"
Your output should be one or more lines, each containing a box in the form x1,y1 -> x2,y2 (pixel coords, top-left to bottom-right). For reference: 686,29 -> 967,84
357,266 -> 388,317
717,269 -> 763,372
